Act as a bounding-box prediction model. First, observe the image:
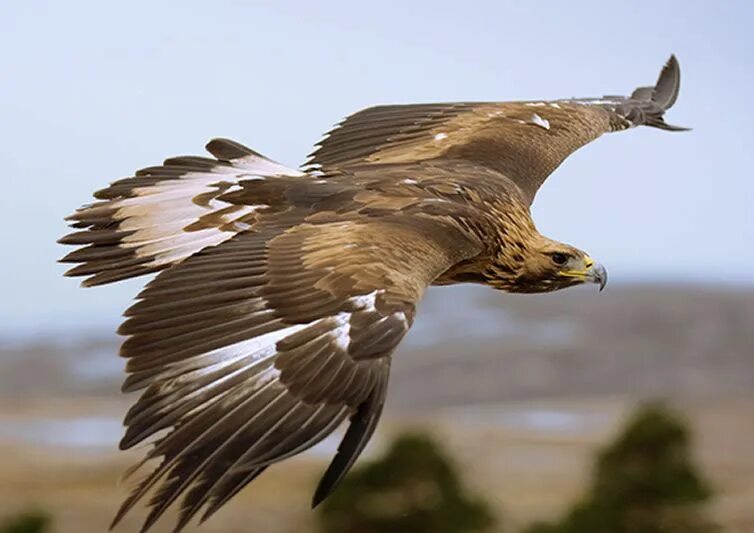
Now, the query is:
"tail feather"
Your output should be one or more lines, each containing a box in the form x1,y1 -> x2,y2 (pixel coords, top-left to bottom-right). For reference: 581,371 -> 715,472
59,139 -> 303,287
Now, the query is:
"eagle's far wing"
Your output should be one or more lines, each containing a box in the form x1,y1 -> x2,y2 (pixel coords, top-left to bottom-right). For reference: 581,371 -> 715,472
111,214 -> 481,532
307,55 -> 687,204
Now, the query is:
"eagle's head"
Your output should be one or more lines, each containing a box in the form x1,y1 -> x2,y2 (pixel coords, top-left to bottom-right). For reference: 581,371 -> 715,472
486,237 -> 607,294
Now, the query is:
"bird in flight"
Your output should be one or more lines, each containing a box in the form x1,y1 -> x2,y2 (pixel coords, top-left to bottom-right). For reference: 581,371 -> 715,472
60,56 -> 686,531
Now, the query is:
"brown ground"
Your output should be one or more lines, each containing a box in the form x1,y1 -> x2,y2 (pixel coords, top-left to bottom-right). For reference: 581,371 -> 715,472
1,285 -> 753,532
1,396 -> 753,532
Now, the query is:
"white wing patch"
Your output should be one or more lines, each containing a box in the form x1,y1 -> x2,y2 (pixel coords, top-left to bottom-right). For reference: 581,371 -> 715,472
529,113 -> 551,130
330,313 -> 352,352
350,290 -> 380,311
329,291 -> 382,352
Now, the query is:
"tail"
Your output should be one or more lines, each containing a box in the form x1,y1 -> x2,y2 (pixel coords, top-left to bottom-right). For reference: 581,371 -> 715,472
569,55 -> 690,132
59,139 -> 303,287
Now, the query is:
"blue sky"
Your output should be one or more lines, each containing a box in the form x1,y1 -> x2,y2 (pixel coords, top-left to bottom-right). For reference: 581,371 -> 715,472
1,1 -> 752,333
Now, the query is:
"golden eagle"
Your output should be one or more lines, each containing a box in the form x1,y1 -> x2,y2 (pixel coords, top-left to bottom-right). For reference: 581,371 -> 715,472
60,56 -> 686,532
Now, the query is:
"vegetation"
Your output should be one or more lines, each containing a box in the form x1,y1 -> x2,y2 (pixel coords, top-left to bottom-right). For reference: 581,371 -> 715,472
525,403 -> 719,533
0,510 -> 50,533
317,431 -> 497,533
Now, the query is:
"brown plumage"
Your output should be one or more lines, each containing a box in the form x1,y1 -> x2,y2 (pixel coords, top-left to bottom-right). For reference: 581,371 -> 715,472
59,56 -> 687,531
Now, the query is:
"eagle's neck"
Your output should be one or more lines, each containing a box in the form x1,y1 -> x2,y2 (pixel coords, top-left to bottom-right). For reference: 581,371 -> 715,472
482,201 -> 545,289
434,198 -> 543,288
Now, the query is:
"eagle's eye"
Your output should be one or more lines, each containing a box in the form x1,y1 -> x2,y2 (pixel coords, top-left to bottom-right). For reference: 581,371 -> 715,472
550,252 -> 568,266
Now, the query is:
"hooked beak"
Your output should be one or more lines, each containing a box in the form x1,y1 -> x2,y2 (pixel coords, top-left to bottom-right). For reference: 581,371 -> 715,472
562,256 -> 608,291
587,262 -> 608,291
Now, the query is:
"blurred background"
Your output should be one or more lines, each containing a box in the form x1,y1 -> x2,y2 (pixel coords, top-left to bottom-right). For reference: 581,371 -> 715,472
1,1 -> 753,531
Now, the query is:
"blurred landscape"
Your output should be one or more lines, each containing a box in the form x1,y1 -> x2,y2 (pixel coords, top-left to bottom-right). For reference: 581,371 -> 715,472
1,283 -> 752,532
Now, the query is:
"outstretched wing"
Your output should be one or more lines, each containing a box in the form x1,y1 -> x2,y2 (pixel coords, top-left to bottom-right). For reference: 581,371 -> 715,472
307,55 -> 687,204
111,215 -> 481,532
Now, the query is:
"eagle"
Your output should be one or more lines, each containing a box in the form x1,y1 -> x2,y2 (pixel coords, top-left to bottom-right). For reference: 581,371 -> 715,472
59,56 -> 686,531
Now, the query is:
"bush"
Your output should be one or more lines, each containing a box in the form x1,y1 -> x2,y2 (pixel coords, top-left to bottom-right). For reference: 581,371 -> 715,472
0,510 -> 51,533
317,431 -> 497,533
525,403 -> 719,533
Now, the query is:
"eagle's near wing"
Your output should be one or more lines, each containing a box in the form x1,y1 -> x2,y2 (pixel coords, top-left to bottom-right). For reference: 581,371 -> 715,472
307,55 -> 686,204
112,217 -> 478,531
61,141 -> 483,532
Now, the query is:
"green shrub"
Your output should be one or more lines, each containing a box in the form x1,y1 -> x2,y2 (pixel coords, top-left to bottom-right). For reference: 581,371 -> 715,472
525,403 -> 719,533
318,431 -> 497,533
0,510 -> 51,533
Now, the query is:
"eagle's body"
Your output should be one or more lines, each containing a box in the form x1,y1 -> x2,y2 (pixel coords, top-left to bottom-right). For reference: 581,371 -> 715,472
60,57 -> 686,532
